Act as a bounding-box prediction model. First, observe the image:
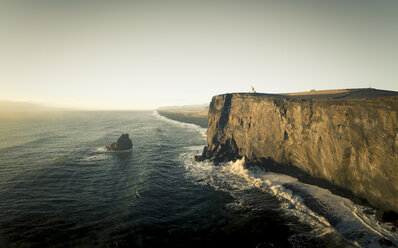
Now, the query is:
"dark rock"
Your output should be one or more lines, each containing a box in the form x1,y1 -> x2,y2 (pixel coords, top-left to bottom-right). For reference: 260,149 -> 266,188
376,210 -> 398,227
105,133 -> 133,151
378,238 -> 393,246
194,141 -> 242,164
194,146 -> 208,162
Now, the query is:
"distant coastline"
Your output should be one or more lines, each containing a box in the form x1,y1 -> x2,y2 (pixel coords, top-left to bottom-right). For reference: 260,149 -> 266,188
157,110 -> 208,128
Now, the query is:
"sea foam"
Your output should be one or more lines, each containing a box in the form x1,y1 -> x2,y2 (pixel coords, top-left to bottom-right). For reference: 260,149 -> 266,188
158,109 -> 398,247
180,149 -> 398,247
152,111 -> 207,138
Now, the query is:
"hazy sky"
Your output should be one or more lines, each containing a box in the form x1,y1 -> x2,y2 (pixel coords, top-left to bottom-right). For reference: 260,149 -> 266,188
0,0 -> 397,110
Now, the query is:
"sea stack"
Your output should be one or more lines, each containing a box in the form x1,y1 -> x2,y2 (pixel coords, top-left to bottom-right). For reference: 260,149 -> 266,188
105,133 -> 133,151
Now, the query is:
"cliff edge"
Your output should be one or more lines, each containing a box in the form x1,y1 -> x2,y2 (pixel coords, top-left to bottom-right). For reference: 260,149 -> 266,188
197,88 -> 398,213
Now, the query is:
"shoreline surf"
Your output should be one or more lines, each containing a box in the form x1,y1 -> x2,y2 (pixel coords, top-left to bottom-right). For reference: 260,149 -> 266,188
158,108 -> 398,247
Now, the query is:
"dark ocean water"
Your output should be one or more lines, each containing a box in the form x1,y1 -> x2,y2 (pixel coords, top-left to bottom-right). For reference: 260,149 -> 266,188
0,111 -> 396,248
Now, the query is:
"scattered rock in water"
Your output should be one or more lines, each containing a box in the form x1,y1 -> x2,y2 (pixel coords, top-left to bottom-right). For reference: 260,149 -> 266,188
194,140 -> 241,164
378,238 -> 393,246
376,210 -> 398,227
105,133 -> 133,151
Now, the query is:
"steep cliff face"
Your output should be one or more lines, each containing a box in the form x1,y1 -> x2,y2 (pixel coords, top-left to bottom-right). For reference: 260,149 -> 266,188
200,90 -> 398,213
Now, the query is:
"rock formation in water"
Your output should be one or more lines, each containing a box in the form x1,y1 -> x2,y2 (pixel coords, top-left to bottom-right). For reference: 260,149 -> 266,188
196,88 -> 398,213
105,133 -> 133,151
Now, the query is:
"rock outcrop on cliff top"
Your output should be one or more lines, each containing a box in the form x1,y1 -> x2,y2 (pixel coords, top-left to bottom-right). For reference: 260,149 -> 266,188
196,88 -> 398,213
105,133 -> 133,151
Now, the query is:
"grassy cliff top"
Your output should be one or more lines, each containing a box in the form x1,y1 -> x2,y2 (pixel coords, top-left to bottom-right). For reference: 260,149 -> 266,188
221,88 -> 398,100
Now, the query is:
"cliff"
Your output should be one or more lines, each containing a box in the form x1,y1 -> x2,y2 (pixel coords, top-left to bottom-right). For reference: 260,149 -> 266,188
198,88 -> 398,213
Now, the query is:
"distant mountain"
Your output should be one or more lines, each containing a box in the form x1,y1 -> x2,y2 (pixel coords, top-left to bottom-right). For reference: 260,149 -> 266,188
0,100 -> 65,112
158,103 -> 209,111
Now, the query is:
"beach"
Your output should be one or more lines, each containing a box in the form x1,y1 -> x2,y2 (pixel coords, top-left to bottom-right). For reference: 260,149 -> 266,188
157,110 -> 208,128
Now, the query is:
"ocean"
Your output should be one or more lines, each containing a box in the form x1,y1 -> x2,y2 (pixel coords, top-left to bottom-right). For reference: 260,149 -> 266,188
0,111 -> 396,247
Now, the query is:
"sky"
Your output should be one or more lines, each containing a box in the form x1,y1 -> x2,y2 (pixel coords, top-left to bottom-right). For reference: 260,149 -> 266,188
0,0 -> 397,110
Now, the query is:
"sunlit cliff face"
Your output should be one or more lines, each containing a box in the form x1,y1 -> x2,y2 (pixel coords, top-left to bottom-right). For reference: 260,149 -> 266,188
202,92 -> 398,212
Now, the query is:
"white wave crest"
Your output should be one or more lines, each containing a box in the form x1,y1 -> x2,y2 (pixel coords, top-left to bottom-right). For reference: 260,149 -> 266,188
84,154 -> 109,161
152,110 -> 207,138
180,149 -> 398,247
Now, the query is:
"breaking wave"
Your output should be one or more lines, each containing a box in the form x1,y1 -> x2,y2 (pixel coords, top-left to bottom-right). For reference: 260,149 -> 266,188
151,111 -> 397,247
180,149 -> 398,247
152,110 -> 207,138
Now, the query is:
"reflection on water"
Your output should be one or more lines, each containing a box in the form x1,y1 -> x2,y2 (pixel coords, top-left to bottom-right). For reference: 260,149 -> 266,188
0,111 -> 396,247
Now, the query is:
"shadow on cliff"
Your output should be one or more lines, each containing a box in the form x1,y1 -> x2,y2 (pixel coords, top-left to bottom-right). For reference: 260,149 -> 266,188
249,158 -> 398,233
246,158 -> 368,207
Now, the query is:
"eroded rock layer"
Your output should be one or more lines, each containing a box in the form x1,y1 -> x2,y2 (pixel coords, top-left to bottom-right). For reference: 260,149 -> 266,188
198,89 -> 398,213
